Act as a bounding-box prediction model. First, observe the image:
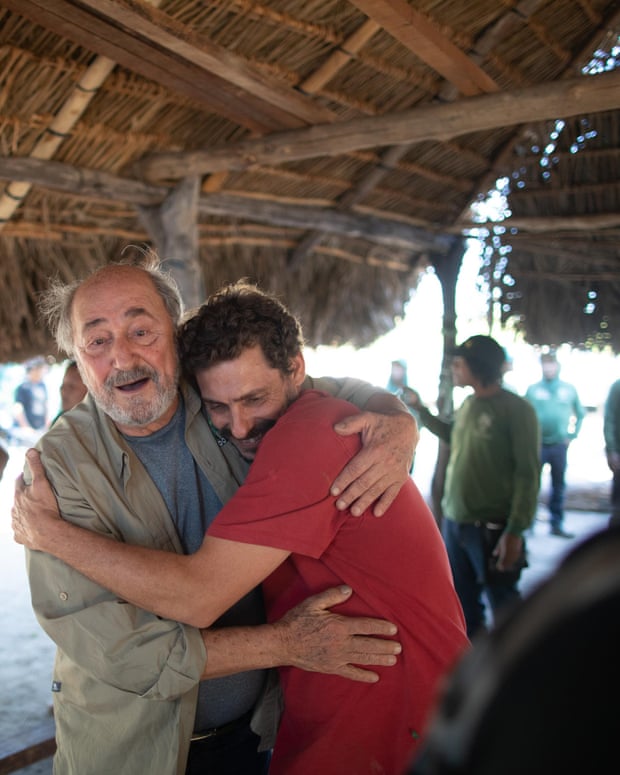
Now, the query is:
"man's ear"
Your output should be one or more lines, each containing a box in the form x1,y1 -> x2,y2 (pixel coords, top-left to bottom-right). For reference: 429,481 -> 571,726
291,352 -> 306,387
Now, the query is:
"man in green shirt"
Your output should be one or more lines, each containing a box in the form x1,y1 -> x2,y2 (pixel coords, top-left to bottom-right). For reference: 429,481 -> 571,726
405,335 -> 540,638
525,352 -> 585,538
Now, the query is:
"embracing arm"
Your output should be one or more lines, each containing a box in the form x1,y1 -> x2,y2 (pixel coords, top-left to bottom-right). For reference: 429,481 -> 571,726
331,391 -> 417,516
22,517 -> 289,628
14,450 -> 401,683
201,586 -> 400,682
23,523 -> 207,699
309,375 -> 418,516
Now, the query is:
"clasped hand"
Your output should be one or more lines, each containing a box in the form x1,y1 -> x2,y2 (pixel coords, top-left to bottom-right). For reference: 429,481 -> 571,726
12,449 -> 61,551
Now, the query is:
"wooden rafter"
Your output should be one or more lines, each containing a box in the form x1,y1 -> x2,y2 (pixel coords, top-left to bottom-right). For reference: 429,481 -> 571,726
288,0 -> 506,266
132,69 -> 620,181
298,17 -> 381,95
349,0 -> 499,96
459,213 -> 620,233
2,0 -> 335,133
0,155 -> 449,253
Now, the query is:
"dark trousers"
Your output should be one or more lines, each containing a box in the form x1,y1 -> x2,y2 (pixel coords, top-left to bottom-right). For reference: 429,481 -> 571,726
541,442 -> 568,530
186,722 -> 271,775
442,519 -> 522,639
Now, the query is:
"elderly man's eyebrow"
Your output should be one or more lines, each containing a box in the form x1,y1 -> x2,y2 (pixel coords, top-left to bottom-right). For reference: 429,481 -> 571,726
124,307 -> 158,322
81,307 -> 157,331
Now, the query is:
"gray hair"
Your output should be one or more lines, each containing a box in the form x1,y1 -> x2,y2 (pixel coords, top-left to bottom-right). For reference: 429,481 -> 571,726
39,248 -> 184,357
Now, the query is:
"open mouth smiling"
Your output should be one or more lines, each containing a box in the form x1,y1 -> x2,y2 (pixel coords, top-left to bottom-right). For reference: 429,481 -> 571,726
115,377 -> 150,392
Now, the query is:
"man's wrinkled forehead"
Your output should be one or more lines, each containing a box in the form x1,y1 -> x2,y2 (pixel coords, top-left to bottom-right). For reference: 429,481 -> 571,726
72,269 -> 166,329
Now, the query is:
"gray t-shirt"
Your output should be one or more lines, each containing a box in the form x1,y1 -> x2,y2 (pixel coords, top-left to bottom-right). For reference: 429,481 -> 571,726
125,400 -> 267,730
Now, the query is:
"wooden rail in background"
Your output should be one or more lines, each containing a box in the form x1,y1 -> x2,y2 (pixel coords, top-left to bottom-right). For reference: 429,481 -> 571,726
0,717 -> 55,774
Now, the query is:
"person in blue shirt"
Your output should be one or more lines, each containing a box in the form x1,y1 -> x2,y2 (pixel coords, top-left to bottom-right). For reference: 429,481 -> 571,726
603,378 -> 620,528
525,352 -> 585,538
13,357 -> 49,436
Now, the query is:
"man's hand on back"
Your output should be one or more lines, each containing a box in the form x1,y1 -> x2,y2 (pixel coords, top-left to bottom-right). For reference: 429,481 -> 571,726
275,585 -> 401,683
331,409 -> 417,517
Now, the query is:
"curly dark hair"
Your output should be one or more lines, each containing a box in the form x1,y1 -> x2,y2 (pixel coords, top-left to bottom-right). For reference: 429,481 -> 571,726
178,282 -> 304,380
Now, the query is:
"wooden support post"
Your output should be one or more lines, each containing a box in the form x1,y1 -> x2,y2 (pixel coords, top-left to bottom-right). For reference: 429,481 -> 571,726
429,238 -> 466,526
138,176 -> 205,310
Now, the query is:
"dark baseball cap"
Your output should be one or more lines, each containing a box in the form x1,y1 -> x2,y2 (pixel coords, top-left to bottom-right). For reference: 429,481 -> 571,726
453,335 -> 506,371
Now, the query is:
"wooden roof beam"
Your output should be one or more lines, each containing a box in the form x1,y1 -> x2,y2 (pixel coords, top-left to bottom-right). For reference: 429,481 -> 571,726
0,155 -> 449,254
202,195 -> 451,253
288,0 -> 504,268
349,0 -> 499,96
459,213 -> 620,233
3,0 -> 335,133
132,69 -> 620,181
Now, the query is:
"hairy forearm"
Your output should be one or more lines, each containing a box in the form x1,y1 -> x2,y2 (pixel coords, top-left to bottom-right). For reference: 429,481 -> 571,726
200,622 -> 287,679
30,522 -> 350,683
363,390 -> 415,418
32,522 -> 293,680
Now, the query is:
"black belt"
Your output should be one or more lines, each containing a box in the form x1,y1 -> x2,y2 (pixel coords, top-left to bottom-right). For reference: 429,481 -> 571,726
474,521 -> 505,529
190,709 -> 253,743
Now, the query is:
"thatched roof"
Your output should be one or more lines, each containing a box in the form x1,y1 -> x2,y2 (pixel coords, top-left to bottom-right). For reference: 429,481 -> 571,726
0,0 -> 619,362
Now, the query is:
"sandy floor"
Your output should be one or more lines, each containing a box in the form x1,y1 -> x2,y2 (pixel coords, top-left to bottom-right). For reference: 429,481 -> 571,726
0,409 -> 612,773
0,445 -> 55,774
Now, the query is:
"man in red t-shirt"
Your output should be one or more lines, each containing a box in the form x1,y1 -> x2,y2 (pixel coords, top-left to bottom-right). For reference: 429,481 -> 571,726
14,283 -> 468,774
180,283 -> 467,773
208,388 -> 467,774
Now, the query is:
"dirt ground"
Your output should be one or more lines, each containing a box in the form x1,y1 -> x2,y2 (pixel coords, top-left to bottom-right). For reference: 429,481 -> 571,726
0,445 -> 55,774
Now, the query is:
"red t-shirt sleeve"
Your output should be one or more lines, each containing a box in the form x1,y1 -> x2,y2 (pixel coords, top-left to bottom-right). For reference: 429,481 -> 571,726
208,392 -> 359,559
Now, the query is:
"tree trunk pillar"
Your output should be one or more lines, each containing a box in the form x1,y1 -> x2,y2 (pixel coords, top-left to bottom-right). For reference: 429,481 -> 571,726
138,176 -> 205,310
429,237 -> 466,525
